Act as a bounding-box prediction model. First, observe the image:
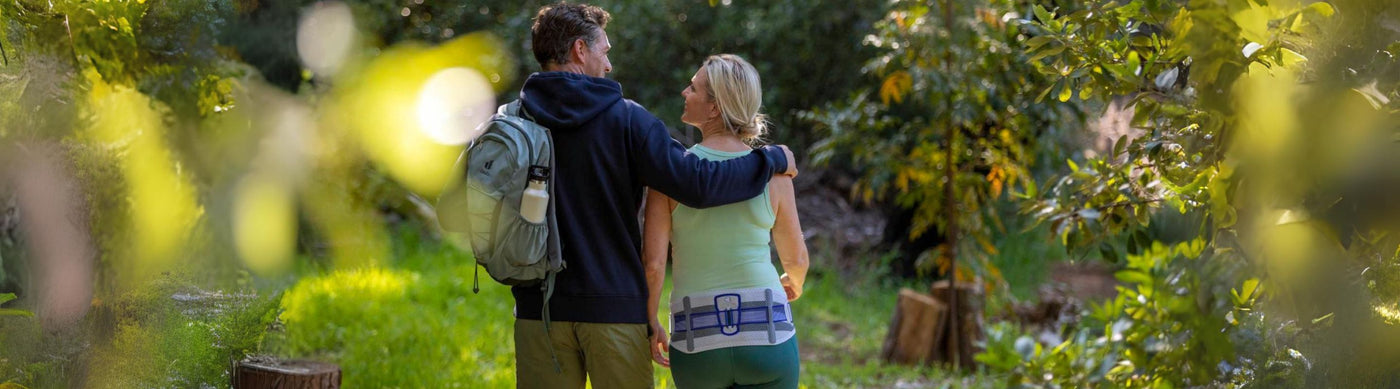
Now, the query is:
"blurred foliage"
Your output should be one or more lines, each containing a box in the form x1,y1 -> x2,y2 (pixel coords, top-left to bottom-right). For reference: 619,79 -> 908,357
0,0 -> 506,386
984,0 -> 1400,386
0,293 -> 29,317
0,275 -> 280,387
803,0 -> 1085,281
221,0 -> 885,147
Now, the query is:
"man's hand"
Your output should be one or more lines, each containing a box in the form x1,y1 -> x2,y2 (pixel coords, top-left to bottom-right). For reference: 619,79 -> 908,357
776,145 -> 799,177
649,321 -> 670,367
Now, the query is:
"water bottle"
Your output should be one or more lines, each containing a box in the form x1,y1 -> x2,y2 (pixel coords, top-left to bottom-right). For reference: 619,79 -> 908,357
520,166 -> 549,224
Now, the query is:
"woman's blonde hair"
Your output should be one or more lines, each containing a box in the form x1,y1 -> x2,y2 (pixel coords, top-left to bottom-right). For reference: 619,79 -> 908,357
702,54 -> 767,144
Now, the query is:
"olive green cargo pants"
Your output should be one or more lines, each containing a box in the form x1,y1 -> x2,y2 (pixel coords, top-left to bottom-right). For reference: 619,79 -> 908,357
514,319 -> 652,389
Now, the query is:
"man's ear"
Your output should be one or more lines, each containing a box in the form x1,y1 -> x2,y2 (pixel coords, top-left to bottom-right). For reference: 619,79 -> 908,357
571,38 -> 589,66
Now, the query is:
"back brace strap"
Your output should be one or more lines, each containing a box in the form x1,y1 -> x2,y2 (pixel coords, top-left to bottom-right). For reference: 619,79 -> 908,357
670,287 -> 794,353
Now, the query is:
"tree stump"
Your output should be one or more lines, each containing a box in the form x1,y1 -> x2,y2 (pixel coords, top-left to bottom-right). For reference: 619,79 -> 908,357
234,358 -> 341,389
929,280 -> 984,368
880,288 -> 947,365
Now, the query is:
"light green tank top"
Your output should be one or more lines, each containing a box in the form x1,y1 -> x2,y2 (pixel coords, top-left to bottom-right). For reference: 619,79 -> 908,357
669,144 -> 782,298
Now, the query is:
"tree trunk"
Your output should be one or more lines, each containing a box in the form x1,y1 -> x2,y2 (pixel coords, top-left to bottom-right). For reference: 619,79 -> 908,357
234,359 -> 341,389
930,280 -> 983,368
880,288 -> 947,365
938,0 -> 963,370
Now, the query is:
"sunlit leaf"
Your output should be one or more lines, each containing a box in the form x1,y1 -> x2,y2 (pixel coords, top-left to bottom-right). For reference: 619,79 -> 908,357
1033,5 -> 1054,24
1026,35 -> 1055,49
879,70 -> 913,105
1305,2 -> 1335,17
1127,51 -> 1141,76
1279,48 -> 1307,67
1312,312 -> 1334,325
0,308 -> 33,317
1352,81 -> 1392,109
1115,270 -> 1152,285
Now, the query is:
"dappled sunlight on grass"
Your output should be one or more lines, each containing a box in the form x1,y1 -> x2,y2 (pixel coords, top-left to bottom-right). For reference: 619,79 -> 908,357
274,248 -> 519,387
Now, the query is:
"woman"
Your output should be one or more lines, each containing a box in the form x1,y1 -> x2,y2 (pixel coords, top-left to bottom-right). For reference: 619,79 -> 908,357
643,54 -> 810,388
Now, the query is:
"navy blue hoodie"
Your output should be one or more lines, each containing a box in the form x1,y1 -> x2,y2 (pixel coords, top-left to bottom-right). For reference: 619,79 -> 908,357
512,71 -> 788,324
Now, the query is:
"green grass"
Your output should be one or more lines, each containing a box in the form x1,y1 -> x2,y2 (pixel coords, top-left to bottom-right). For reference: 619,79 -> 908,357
270,229 -> 1003,388
0,272 -> 279,388
268,233 -> 517,387
987,220 -> 1065,301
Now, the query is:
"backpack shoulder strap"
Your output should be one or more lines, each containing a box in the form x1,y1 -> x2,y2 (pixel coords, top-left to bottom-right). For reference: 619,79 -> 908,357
499,100 -> 520,116
502,99 -> 537,122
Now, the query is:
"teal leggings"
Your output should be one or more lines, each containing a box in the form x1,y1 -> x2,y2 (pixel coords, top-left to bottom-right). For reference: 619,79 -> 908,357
669,336 -> 800,389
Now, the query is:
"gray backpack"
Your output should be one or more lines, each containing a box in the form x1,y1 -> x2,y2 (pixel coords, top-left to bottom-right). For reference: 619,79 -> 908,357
437,100 -> 564,292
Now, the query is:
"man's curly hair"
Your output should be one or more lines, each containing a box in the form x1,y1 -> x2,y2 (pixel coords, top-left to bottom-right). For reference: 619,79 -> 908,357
531,3 -> 611,68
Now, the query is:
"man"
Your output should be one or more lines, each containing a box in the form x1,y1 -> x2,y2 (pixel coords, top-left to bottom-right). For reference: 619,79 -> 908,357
511,3 -> 797,388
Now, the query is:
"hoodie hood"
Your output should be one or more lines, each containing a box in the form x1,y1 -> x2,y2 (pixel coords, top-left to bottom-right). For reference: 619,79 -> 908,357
519,72 -> 624,130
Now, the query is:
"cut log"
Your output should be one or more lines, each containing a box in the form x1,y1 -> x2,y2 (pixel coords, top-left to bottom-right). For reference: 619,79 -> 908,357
930,280 -> 984,368
880,288 -> 948,365
234,359 -> 341,389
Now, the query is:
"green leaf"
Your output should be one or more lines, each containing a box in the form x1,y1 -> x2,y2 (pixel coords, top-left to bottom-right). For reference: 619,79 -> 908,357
1233,278 -> 1260,305
0,308 -> 33,317
1037,79 -> 1062,102
1026,35 -> 1055,49
0,293 -> 14,305
1029,44 -> 1066,61
1306,2 -> 1335,17
1106,63 -> 1137,80
1115,269 -> 1151,285
1112,135 -> 1128,159
1100,243 -> 1120,263
1107,360 -> 1135,378
1176,237 -> 1206,259
1353,81 -> 1392,109
1058,81 -> 1074,102
1034,5 -> 1054,23
1127,51 -> 1141,76
1135,203 -> 1150,226
1280,48 -> 1307,67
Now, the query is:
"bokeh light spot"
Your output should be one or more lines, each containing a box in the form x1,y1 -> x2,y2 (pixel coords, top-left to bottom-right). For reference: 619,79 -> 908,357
416,67 -> 495,146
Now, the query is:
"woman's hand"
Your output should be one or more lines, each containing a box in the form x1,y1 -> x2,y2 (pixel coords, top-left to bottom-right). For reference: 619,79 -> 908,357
781,273 -> 802,302
649,321 -> 670,367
